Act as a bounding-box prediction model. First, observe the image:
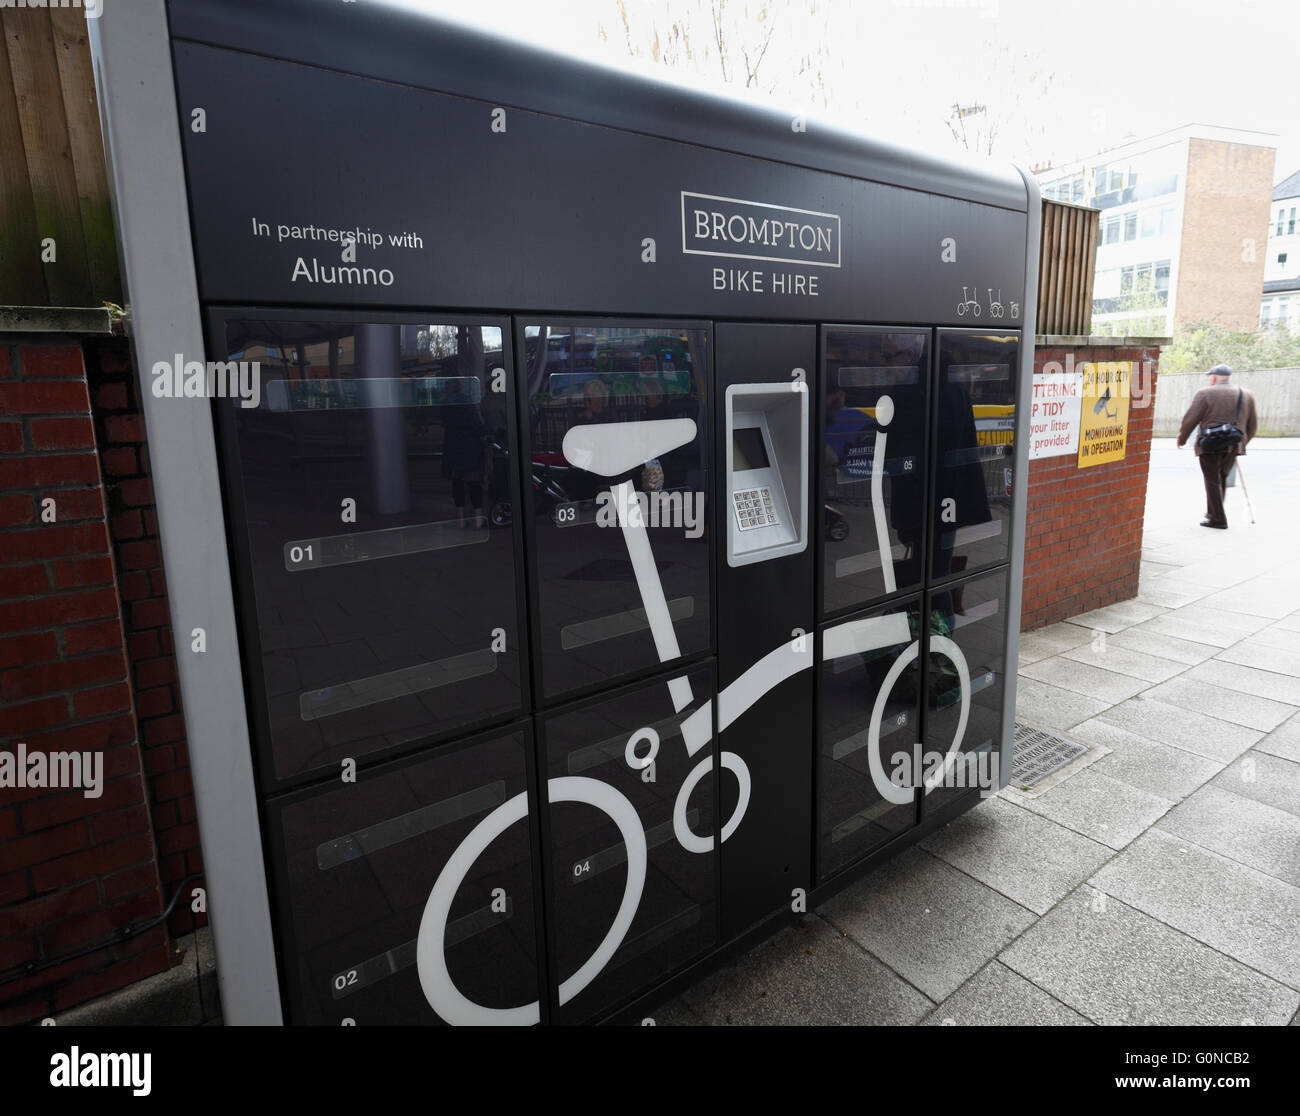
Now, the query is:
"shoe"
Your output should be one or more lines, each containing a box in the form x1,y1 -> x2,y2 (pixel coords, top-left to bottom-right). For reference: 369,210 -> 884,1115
1199,518 -> 1227,529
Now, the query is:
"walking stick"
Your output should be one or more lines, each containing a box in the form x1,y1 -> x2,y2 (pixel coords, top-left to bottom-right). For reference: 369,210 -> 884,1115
1235,459 -> 1256,524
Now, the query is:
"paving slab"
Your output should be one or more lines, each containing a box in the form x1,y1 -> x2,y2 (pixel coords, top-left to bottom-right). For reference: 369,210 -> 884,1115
1060,641 -> 1188,684
1003,767 -> 1172,850
999,889 -> 1300,1026
1096,696 -> 1262,763
1127,613 -> 1244,650
820,847 -> 1035,1003
1136,578 -> 1218,610
1020,655 -> 1153,703
1180,659 -> 1300,707
1017,622 -> 1095,663
1162,602 -> 1275,635
1199,582 -> 1299,621
921,796 -> 1113,915
1210,750 -> 1300,818
922,961 -> 1091,1026
1256,716 -> 1300,764
1158,784 -> 1300,887
1066,599 -> 1167,634
1271,612 -> 1300,633
680,915 -> 933,1026
1233,626 -> 1300,655
1014,676 -> 1112,733
1141,676 -> 1296,732
1107,625 -> 1221,666
1091,828 -> 1300,992
1171,562 -> 1274,590
1069,718 -> 1221,801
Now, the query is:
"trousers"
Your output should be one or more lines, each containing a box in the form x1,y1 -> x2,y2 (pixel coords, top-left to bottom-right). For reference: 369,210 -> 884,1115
1199,451 -> 1234,526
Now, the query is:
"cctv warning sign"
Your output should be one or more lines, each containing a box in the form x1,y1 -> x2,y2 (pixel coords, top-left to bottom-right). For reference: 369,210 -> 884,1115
1077,361 -> 1131,468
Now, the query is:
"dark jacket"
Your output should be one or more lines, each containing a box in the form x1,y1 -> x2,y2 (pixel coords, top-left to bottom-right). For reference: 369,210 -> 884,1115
1177,383 -> 1258,457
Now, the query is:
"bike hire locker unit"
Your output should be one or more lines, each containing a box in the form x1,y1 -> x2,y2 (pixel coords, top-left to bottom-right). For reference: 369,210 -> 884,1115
90,0 -> 1039,1025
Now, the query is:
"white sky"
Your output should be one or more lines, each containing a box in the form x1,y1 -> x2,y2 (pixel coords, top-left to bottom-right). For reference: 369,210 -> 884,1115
387,0 -> 1300,184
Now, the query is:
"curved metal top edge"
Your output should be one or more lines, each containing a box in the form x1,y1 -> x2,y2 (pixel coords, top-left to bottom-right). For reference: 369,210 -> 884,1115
166,0 -> 1028,212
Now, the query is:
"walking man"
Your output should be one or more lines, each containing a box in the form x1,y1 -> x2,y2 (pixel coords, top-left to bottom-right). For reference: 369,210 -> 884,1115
1176,364 -> 1258,529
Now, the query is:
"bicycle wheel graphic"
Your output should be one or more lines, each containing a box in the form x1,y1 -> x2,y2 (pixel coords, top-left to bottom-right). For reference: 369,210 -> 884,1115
866,635 -> 971,805
416,775 -> 647,1026
673,750 -> 751,854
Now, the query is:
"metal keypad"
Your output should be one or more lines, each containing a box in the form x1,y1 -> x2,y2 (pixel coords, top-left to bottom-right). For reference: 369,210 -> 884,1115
732,486 -> 778,532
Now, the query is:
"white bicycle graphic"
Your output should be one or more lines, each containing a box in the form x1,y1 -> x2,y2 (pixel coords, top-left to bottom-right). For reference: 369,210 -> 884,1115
416,403 -> 972,1024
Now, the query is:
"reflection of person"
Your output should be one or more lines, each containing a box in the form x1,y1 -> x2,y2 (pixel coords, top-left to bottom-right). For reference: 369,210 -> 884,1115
441,379 -> 487,527
581,379 -> 608,422
1177,364 -> 1258,529
933,376 -> 991,583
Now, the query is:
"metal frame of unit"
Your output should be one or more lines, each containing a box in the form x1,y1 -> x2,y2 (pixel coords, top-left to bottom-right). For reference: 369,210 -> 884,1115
90,0 -> 1040,1025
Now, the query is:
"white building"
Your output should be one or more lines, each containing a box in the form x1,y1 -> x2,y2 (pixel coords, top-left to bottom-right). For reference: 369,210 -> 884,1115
1260,169 -> 1300,331
1035,125 -> 1277,337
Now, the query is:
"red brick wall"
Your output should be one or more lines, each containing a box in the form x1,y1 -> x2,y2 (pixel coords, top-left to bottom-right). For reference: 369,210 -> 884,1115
0,340 -> 170,1024
84,338 -> 205,938
1020,343 -> 1160,631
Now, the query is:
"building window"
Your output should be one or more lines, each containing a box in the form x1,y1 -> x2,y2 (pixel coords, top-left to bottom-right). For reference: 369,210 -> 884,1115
1154,262 -> 1170,292
1124,213 -> 1137,241
1281,252 -> 1289,266
1135,264 -> 1152,291
1290,207 -> 1296,235
1279,209 -> 1286,236
1261,300 -> 1273,325
1159,206 -> 1175,236
1110,169 -> 1124,192
1104,217 -> 1120,244
1140,211 -> 1157,238
1072,177 -> 1084,203
1120,266 -> 1134,294
1281,299 -> 1291,324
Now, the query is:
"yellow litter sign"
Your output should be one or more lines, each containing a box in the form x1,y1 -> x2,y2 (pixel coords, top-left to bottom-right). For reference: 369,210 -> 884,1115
1077,361 -> 1130,468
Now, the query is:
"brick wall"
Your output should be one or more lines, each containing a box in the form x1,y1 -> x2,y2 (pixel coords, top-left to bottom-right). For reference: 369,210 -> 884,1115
1020,341 -> 1160,631
85,338 -> 204,939
1174,139 -> 1276,331
0,340 -> 170,1024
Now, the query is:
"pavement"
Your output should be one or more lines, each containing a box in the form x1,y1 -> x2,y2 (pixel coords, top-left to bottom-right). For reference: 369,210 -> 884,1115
654,438 -> 1300,1026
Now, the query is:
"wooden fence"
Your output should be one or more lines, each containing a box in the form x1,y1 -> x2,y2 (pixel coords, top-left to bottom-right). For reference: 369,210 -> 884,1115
0,7 -> 121,308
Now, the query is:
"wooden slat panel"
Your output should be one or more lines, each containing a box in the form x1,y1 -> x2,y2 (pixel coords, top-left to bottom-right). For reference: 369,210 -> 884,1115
2,8 -> 92,306
0,18 -> 46,306
1037,199 -> 1100,335
51,7 -> 119,304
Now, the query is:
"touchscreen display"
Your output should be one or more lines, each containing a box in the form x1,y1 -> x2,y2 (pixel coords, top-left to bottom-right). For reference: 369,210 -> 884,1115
733,426 -> 770,472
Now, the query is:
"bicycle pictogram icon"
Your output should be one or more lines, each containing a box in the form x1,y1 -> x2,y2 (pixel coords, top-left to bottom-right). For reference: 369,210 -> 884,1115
415,398 -> 974,1024
957,286 -> 981,317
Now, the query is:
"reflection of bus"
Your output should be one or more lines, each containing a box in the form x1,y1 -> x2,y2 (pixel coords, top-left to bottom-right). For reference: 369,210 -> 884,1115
974,403 -> 1015,448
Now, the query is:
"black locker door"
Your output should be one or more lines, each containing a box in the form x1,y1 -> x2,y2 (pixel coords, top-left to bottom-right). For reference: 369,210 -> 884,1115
820,326 -> 929,617
214,314 -> 528,789
539,663 -> 717,1024
931,330 -> 1019,584
266,723 -> 542,1025
817,595 -> 923,881
518,321 -> 713,703
921,566 -> 1010,817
